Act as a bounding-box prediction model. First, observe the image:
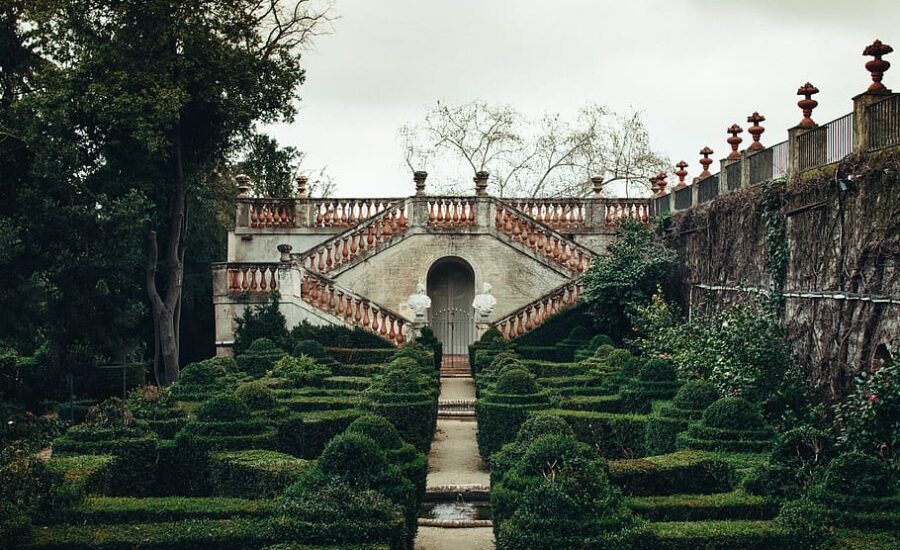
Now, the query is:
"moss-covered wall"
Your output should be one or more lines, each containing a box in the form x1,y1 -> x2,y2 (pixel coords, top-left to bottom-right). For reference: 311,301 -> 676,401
669,150 -> 900,399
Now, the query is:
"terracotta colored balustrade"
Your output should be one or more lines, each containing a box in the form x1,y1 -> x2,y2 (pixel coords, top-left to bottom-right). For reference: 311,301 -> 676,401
226,264 -> 279,294
504,200 -> 586,229
313,199 -> 392,228
604,202 -> 651,225
427,198 -> 476,227
249,201 -> 294,228
300,272 -> 406,345
494,205 -> 592,275
302,204 -> 408,274
495,280 -> 583,339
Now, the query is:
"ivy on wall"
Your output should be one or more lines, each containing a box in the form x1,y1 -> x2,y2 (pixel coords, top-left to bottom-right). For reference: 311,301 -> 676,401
760,179 -> 788,311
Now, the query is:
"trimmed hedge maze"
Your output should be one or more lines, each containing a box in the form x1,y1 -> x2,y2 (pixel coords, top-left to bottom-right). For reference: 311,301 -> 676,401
4,340 -> 440,550
470,325 -> 900,549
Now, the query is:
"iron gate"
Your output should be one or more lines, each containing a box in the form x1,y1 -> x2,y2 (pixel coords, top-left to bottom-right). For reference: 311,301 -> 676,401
430,307 -> 475,355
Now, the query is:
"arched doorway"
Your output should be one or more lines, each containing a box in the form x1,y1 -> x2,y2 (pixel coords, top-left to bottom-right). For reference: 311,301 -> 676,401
427,257 -> 476,355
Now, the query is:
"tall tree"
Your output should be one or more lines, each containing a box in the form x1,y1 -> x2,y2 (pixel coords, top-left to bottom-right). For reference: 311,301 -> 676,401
400,101 -> 669,198
9,0 -> 331,385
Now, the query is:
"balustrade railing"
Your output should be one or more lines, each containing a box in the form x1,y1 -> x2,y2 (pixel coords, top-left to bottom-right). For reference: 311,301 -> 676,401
312,199 -> 393,228
427,197 -> 476,227
603,200 -> 651,225
867,95 -> 900,150
674,187 -> 692,210
494,203 -> 593,276
493,279 -> 583,339
748,148 -> 773,186
771,140 -> 789,179
300,270 -> 406,345
798,113 -> 854,172
697,174 -> 719,204
225,263 -> 280,294
503,199 -> 586,229
249,200 -> 295,228
654,195 -> 670,215
300,201 -> 408,275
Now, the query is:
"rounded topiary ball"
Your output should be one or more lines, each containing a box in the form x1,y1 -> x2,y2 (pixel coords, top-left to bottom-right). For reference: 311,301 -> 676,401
588,334 -> 613,350
605,349 -> 633,370
345,414 -> 404,450
373,369 -> 425,394
638,358 -> 678,382
196,394 -> 250,422
566,326 -> 591,344
594,344 -> 616,359
672,380 -> 720,411
515,414 -> 574,446
519,434 -> 593,477
235,381 -> 276,410
494,368 -> 539,395
822,452 -> 893,498
291,339 -> 328,360
318,433 -> 389,488
489,352 -> 521,371
702,397 -> 764,431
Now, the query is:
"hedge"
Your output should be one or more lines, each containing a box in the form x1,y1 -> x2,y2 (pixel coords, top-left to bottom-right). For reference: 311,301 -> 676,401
364,393 -> 437,453
321,376 -> 370,391
325,348 -> 395,365
510,303 -> 591,346
281,395 -> 359,413
608,450 -> 736,496
52,432 -> 158,496
22,518 -> 400,550
209,450 -> 311,499
536,409 -> 648,459
644,415 -> 689,456
296,409 -> 363,458
633,520 -> 797,550
559,394 -> 624,413
513,344 -> 574,363
45,455 -> 116,497
70,496 -> 276,523
626,491 -> 780,521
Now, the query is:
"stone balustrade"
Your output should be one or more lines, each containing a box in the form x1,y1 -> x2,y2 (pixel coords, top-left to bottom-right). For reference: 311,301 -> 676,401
300,270 -> 407,345
312,199 -> 393,228
237,197 -> 400,229
602,200 -> 652,225
502,199 -> 586,229
223,263 -> 280,294
248,200 -> 295,228
299,202 -> 408,275
494,203 -> 593,276
494,279 -> 583,339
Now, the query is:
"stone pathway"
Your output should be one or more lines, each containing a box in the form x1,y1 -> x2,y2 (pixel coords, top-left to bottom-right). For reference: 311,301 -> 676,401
415,358 -> 494,550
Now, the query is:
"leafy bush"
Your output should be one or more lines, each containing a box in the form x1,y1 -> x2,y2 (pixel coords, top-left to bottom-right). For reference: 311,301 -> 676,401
171,357 -> 239,401
644,415 -> 689,456
639,358 -> 677,382
769,426 -> 834,488
703,397 -> 765,431
271,355 -> 332,388
197,394 -> 251,422
289,322 -> 393,349
345,414 -> 404,450
510,303 -> 592,346
515,414 -> 575,446
126,385 -> 187,438
477,370 -> 550,458
536,409 -> 648,459
494,368 -> 539,395
237,338 -> 287,377
236,381 -> 277,410
607,450 -> 736,496
582,218 -> 677,340
835,356 -> 899,467
626,491 -> 780,521
291,339 -> 330,361
678,397 -> 773,454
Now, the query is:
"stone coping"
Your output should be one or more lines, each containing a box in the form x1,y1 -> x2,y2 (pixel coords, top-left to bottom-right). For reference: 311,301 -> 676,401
417,518 -> 493,528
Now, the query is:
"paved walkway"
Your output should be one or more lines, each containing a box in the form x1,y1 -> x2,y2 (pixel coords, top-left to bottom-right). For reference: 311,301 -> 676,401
415,360 -> 494,550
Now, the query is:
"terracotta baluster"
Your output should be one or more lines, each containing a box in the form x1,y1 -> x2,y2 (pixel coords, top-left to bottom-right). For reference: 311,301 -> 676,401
349,201 -> 358,225
524,307 -> 533,331
327,286 -> 335,312
315,205 -> 324,227
504,210 -> 513,233
863,39 -> 893,93
310,279 -> 319,302
396,320 -> 405,344
325,247 -> 333,271
362,302 -> 370,327
335,291 -> 344,314
354,300 -> 362,324
390,210 -> 399,233
318,282 -> 328,309
746,112 -> 766,151
577,251 -> 584,272
398,205 -> 407,229
494,206 -> 502,228
271,268 -> 278,290
372,309 -> 380,332
468,201 -> 475,224
345,297 -> 353,321
796,82 -> 820,129
726,124 -> 743,159
516,313 -> 525,335
380,315 -> 388,336
389,318 -> 397,341
366,225 -> 375,248
259,267 -> 269,291
340,203 -> 349,226
499,321 -> 507,339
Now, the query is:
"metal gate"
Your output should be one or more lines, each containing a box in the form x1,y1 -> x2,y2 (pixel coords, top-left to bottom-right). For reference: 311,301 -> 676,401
430,307 -> 475,355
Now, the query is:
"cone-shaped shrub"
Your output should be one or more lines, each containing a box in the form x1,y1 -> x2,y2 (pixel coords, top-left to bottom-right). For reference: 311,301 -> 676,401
170,357 -> 239,401
270,355 -> 332,388
476,369 -> 549,459
364,363 -> 438,453
677,397 -> 773,453
235,380 -> 277,410
645,380 -> 721,455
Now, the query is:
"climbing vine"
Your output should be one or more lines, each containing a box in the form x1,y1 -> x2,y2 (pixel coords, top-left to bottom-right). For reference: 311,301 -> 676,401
760,179 -> 788,310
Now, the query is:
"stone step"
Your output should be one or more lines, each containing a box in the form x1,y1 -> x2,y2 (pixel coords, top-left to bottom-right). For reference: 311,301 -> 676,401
425,484 -> 491,499
417,518 -> 492,528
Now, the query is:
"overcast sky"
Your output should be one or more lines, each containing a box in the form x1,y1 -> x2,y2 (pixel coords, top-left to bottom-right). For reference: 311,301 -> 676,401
267,0 -> 899,197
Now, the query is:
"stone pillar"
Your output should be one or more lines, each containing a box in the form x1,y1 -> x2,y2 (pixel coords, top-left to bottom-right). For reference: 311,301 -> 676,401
590,175 -> 604,197
789,82 -> 821,179
294,175 -> 310,226
739,150 -> 751,189
235,174 -> 251,227
474,170 -> 489,197
277,243 -> 293,263
413,170 -> 428,197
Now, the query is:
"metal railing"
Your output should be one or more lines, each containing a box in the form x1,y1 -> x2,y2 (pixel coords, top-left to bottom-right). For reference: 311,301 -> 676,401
867,95 -> 900,150
655,195 -> 670,215
748,148 -> 773,186
725,161 -> 742,191
771,140 -> 789,179
674,186 -> 692,210
798,113 -> 853,171
697,174 -> 720,204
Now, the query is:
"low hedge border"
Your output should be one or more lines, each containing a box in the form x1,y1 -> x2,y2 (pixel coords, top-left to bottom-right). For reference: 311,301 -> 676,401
626,491 -> 780,521
535,409 -> 648,459
209,450 -> 311,499
70,496 -> 277,523
633,520 -> 797,550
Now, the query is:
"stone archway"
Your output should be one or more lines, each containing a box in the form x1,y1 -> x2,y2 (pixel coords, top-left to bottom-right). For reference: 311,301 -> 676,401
427,257 -> 476,355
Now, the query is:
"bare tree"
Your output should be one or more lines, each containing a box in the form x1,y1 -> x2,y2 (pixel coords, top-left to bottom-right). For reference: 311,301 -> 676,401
400,101 -> 669,198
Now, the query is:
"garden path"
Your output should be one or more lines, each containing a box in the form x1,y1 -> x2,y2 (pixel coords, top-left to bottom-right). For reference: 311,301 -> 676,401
414,356 -> 494,550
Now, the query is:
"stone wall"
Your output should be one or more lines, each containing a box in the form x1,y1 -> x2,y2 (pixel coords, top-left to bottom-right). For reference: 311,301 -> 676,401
669,151 -> 900,398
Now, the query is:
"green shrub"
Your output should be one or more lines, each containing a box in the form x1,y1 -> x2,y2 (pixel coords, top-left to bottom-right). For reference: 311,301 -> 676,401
271,355 -> 332,388
835,356 -> 900,467
769,426 -> 834,487
326,348 -> 395,365
197,394 -> 251,422
511,302 -> 592,346
210,450 -> 311,499
318,433 -> 388,487
275,414 -> 305,457
594,344 -> 616,359
236,381 -> 277,410
291,339 -> 330,361
298,409 -> 362,458
741,462 -> 801,499
822,452 -> 893,498
703,397 -> 765,430
633,519 -> 799,550
290,322 -> 393,349
672,380 -> 720,411
45,454 -> 116,498
626,491 -> 780,521
236,338 -> 287,377
70,496 -> 275,523
171,357 -> 239,400
516,414 -> 574,446
536,409 -> 648,459
234,296 -> 290,355
345,414 -> 404,450
645,415 -> 689,456
494,368 -> 538,394
477,371 -> 550,458
608,450 -> 736,496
